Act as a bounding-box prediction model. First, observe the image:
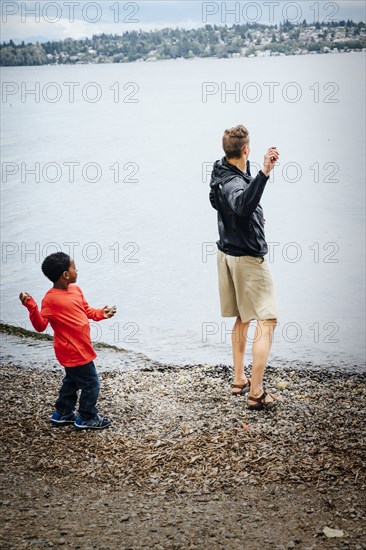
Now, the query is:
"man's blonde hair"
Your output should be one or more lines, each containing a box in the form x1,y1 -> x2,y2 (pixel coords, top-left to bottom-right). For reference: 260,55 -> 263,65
222,125 -> 250,159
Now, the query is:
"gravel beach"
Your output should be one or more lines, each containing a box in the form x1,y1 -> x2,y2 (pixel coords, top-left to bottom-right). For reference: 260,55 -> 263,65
0,324 -> 365,549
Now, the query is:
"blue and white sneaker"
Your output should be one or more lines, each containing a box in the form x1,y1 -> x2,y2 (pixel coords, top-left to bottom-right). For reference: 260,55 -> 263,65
50,411 -> 76,426
74,415 -> 112,430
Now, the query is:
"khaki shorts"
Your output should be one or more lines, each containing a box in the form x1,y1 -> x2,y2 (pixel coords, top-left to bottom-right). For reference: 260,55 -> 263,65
217,250 -> 278,322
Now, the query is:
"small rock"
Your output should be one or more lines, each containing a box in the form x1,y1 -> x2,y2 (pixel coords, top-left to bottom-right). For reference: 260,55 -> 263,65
323,526 -> 344,538
276,380 -> 289,390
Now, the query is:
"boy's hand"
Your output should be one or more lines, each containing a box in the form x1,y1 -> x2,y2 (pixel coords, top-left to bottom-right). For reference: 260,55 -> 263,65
103,305 -> 117,319
19,292 -> 30,304
262,146 -> 279,176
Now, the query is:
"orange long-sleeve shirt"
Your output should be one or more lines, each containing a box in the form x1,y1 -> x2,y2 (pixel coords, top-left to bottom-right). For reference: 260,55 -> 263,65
23,284 -> 105,367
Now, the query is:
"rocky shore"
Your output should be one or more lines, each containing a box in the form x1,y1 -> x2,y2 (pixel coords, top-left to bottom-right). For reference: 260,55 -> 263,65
0,326 -> 365,549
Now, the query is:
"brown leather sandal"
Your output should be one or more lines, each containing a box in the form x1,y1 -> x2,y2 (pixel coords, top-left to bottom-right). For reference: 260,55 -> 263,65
232,381 -> 251,396
247,391 -> 279,410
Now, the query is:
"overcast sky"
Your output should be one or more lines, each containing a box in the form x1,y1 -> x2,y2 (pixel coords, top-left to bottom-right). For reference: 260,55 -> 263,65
1,1 -> 365,44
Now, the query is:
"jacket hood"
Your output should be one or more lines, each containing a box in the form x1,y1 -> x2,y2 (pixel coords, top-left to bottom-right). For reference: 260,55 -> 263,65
210,158 -> 251,189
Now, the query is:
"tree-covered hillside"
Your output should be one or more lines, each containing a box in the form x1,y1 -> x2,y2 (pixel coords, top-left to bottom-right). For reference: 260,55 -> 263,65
1,20 -> 365,66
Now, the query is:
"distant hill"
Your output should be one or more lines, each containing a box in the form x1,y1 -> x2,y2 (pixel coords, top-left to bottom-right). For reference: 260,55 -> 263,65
1,19 -> 365,66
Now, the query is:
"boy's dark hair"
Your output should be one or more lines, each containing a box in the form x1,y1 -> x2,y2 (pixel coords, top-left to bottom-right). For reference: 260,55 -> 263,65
223,124 -> 250,159
41,252 -> 71,283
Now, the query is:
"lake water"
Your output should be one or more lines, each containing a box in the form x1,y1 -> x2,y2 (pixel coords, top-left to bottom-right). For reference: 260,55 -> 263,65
1,53 -> 365,368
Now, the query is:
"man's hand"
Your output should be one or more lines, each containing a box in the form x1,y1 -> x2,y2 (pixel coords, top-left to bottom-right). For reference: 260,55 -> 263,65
19,292 -> 30,304
103,305 -> 117,319
262,147 -> 279,177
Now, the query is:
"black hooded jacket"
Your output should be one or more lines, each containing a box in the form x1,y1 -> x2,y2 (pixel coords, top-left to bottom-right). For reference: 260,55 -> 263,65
209,157 -> 269,257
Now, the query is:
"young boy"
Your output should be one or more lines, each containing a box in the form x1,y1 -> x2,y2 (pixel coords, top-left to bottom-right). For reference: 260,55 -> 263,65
19,252 -> 116,430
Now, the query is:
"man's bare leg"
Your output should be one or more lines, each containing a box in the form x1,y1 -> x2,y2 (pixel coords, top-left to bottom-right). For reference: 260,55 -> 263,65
232,316 -> 250,393
249,319 -> 277,404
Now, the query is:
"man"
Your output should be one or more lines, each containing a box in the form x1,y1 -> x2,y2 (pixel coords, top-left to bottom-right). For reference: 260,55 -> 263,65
209,124 -> 279,411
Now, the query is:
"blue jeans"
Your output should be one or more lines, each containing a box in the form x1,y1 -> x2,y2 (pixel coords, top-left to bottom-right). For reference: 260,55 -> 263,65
55,361 -> 100,420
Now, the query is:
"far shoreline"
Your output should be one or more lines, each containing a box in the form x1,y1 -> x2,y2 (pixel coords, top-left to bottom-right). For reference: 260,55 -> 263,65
1,49 -> 365,70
